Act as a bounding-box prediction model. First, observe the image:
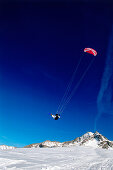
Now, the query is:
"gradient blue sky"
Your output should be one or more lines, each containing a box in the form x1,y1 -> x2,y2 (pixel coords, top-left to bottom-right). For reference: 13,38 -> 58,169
0,1 -> 113,147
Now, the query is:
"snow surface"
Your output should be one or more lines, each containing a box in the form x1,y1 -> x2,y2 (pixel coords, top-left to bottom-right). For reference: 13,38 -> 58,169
0,146 -> 113,169
83,139 -> 99,147
42,141 -> 62,147
0,145 -> 15,150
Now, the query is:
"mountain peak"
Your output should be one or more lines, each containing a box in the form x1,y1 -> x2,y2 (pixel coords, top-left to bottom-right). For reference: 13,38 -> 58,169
81,132 -> 94,138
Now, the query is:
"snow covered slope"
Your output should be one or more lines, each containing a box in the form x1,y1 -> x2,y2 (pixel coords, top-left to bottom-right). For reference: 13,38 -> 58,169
63,131 -> 113,149
0,146 -> 113,169
24,131 -> 113,149
79,131 -> 113,149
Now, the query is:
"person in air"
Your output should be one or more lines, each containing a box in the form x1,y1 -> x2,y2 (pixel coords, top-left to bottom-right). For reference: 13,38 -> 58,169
51,114 -> 60,120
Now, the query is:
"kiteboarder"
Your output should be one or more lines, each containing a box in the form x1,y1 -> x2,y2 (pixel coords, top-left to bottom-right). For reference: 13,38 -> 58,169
51,114 -> 60,120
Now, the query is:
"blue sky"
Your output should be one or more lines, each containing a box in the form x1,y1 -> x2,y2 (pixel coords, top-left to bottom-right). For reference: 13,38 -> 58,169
0,1 -> 113,147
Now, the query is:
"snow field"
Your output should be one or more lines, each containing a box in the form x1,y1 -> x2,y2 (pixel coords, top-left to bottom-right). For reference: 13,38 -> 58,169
0,146 -> 113,170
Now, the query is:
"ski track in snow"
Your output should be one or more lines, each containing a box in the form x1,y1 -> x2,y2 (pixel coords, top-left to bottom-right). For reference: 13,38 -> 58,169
0,146 -> 113,170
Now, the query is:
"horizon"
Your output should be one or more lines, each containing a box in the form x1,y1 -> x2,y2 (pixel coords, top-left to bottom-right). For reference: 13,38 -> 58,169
0,1 -> 113,147
1,130 -> 110,147
7,130 -> 113,148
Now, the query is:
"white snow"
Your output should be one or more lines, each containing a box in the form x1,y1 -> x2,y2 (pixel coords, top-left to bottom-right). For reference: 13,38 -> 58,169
0,145 -> 15,150
80,132 -> 94,140
42,140 -> 62,147
83,139 -> 99,148
0,146 -> 113,169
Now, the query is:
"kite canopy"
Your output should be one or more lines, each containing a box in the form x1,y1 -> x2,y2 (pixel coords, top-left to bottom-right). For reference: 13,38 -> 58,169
84,48 -> 97,56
